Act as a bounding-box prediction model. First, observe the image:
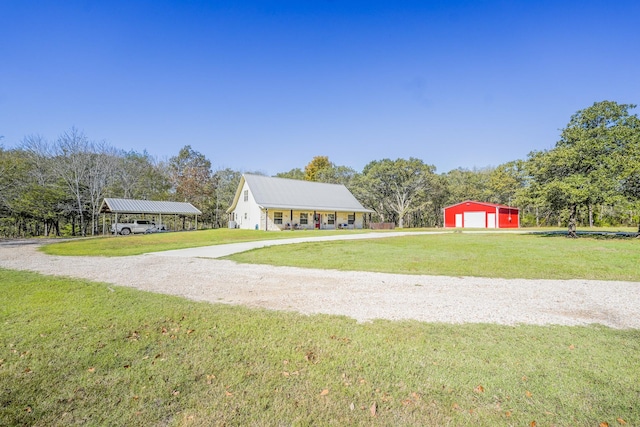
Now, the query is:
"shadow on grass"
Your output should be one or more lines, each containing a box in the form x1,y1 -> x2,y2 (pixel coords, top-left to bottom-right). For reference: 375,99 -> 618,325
531,230 -> 639,239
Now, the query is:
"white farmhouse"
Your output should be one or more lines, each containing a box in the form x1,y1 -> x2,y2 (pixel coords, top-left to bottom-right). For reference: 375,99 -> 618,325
227,174 -> 373,231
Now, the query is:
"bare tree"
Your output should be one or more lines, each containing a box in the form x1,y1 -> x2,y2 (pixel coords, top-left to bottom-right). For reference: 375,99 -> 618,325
38,128 -> 120,236
86,142 -> 119,235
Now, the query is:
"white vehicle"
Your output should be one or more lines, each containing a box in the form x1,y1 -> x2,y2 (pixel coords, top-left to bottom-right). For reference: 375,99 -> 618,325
111,220 -> 156,235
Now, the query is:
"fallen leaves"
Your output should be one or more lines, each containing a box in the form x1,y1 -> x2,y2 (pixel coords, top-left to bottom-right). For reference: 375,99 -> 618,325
320,389 -> 329,396
474,385 -> 485,393
402,392 -> 421,405
617,418 -> 627,425
304,351 -> 317,363
329,335 -> 351,344
370,402 -> 377,417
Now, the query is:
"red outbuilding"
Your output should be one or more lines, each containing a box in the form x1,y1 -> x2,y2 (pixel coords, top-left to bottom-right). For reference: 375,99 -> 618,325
443,200 -> 519,229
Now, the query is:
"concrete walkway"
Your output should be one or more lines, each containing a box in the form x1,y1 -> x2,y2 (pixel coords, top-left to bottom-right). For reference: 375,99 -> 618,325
148,231 -> 450,258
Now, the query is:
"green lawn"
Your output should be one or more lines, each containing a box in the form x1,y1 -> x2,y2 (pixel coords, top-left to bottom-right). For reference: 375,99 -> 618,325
1,269 -> 638,427
42,227 -> 639,281
227,232 -> 640,281
41,228 -> 364,257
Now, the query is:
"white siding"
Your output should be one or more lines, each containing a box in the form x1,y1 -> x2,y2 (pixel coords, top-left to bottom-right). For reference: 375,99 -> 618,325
233,181 -> 263,230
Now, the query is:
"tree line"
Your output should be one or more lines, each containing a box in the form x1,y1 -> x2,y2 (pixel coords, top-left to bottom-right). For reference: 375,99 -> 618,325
1,101 -> 638,238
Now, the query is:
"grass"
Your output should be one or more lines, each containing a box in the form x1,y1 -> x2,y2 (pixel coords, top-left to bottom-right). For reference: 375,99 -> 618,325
1,268 -> 639,426
42,227 -> 639,281
41,228 -> 364,257
227,232 -> 640,281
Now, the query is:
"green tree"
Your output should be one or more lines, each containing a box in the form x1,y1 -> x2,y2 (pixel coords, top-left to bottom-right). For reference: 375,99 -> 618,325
443,167 -> 493,205
276,168 -> 305,180
358,158 -> 434,228
112,150 -> 171,200
169,145 -> 213,203
487,160 -> 527,206
527,101 -> 640,236
315,165 -> 357,187
168,146 -> 213,227
212,168 -> 242,228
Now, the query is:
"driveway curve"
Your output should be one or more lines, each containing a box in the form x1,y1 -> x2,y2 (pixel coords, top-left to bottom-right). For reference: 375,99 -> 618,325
1,236 -> 639,329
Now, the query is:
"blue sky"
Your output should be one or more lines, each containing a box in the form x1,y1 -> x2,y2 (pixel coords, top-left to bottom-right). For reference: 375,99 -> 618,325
2,0 -> 639,175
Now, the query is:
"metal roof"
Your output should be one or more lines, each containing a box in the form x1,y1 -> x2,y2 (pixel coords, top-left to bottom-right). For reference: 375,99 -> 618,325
443,200 -> 519,211
228,174 -> 373,213
100,198 -> 202,215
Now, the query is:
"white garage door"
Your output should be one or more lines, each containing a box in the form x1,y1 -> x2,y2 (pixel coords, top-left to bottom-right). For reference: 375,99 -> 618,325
464,211 -> 486,228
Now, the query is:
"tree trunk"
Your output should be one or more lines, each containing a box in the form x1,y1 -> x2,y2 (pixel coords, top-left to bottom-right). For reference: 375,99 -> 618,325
588,204 -> 594,227
567,204 -> 578,238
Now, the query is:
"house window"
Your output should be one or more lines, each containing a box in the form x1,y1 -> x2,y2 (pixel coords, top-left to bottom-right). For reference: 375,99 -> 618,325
299,213 -> 308,225
327,214 -> 335,225
243,190 -> 248,202
244,213 -> 247,220
348,214 -> 355,224
274,212 -> 283,224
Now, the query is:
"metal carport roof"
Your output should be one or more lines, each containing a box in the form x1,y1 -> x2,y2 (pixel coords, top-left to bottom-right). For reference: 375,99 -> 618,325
100,198 -> 202,215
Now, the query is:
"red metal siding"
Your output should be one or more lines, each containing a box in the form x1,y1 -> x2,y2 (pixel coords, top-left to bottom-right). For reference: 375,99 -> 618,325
444,201 -> 519,229
497,207 -> 519,228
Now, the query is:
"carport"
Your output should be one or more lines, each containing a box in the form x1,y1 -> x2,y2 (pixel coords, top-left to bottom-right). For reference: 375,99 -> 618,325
100,198 -> 203,235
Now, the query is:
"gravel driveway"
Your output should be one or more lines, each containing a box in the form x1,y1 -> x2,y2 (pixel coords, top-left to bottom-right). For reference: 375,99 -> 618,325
1,239 -> 638,329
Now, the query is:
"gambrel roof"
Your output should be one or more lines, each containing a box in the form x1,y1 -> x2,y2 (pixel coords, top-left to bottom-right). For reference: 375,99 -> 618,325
100,198 -> 202,215
227,174 -> 373,213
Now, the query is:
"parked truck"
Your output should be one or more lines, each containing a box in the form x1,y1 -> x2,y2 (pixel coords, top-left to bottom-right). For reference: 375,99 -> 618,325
111,220 -> 157,235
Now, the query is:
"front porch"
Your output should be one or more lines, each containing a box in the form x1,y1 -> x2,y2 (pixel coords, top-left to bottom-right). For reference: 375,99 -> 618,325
262,209 -> 365,231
